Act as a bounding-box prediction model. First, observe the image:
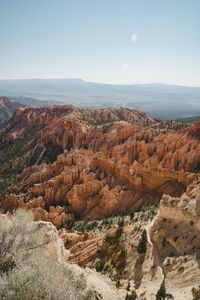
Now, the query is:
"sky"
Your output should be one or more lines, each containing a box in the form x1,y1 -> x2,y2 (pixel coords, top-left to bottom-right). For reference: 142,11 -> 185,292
0,0 -> 200,86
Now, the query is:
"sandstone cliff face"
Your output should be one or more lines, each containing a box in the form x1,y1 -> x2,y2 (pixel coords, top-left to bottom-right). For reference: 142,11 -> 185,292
149,182 -> 200,300
60,182 -> 200,299
151,181 -> 200,261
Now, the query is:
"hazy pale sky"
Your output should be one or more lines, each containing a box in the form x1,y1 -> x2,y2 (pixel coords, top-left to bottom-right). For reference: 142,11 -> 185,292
0,0 -> 200,86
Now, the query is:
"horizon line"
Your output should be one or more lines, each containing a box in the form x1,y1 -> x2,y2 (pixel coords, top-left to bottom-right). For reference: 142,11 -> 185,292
0,77 -> 200,88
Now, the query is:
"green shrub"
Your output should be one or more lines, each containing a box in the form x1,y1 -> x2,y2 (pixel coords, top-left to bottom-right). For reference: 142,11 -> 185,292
116,279 -> 121,288
130,210 -> 135,220
137,229 -> 147,254
0,256 -> 15,275
174,236 -> 178,242
95,261 -> 104,272
178,266 -> 184,272
156,279 -> 166,300
0,258 -> 96,300
125,289 -> 137,299
105,233 -> 112,242
0,208 -> 42,273
0,209 -> 96,300
118,216 -> 125,227
192,287 -> 200,300
156,279 -> 174,300
162,236 -> 167,247
121,247 -> 127,258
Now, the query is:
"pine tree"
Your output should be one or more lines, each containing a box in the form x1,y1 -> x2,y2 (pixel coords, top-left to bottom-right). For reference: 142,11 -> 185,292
137,229 -> 147,254
156,279 -> 166,300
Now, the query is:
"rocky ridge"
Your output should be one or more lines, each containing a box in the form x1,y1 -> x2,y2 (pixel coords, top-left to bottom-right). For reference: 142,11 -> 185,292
0,96 -> 23,121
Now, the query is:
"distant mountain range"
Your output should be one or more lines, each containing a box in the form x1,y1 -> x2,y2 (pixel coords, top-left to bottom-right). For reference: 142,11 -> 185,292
10,96 -> 63,106
0,79 -> 200,119
176,116 -> 200,124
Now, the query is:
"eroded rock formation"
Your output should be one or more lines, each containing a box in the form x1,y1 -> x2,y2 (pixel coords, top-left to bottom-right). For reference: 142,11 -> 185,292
0,105 -> 200,227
